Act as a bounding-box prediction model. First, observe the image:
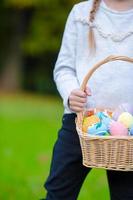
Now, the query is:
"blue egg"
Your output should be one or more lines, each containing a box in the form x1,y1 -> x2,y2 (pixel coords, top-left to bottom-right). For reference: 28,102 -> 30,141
96,112 -> 112,129
129,126 -> 133,136
102,117 -> 112,128
96,112 -> 106,119
96,131 -> 110,136
87,122 -> 108,135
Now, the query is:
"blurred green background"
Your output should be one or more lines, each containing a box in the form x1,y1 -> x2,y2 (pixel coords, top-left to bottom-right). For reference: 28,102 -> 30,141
0,0 -> 110,199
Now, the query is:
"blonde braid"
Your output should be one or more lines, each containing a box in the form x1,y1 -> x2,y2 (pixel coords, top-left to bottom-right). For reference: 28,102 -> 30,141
89,0 -> 101,53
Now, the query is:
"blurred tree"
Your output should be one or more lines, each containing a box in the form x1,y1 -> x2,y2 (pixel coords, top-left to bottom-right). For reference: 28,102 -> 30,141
0,5 -> 32,91
0,0 -> 81,92
5,0 -> 79,54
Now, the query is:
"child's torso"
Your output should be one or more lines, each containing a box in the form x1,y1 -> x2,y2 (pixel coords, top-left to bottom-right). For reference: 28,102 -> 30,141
74,0 -> 133,110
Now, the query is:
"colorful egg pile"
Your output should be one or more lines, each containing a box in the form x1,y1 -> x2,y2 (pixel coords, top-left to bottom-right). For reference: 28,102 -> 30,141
82,115 -> 100,132
82,103 -> 133,137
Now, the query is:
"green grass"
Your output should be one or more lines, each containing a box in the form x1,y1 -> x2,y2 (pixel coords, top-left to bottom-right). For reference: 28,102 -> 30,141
0,93 -> 110,200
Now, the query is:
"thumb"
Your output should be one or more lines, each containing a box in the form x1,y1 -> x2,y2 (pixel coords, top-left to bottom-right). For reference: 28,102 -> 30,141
85,86 -> 92,96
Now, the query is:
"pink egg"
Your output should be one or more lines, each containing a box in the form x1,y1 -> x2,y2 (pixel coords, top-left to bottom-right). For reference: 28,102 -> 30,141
112,103 -> 133,121
109,121 -> 128,136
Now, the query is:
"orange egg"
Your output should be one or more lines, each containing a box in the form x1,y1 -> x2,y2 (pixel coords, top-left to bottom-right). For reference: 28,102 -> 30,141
82,115 -> 100,132
85,110 -> 95,117
107,111 -> 113,118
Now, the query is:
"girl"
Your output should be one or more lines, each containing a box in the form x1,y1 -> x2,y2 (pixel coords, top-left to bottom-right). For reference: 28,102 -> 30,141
44,0 -> 133,199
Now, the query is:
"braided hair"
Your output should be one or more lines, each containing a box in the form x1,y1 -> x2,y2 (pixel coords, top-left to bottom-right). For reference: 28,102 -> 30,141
89,0 -> 101,53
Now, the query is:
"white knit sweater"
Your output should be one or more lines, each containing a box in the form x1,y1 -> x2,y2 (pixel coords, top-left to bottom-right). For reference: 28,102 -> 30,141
54,0 -> 133,113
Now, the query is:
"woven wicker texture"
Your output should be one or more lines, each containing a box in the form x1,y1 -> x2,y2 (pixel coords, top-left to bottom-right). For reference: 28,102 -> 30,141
76,55 -> 133,171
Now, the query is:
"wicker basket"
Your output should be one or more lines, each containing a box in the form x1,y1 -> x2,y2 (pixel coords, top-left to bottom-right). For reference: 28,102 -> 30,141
76,55 -> 133,171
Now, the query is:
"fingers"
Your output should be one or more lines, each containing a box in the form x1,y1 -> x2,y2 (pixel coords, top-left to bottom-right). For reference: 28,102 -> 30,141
68,89 -> 88,112
69,98 -> 87,112
72,89 -> 87,98
68,87 -> 92,112
69,95 -> 87,103
70,101 -> 86,108
85,86 -> 92,96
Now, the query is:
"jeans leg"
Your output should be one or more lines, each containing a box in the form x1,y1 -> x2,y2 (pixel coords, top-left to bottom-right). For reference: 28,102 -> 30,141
44,114 -> 91,200
107,170 -> 133,200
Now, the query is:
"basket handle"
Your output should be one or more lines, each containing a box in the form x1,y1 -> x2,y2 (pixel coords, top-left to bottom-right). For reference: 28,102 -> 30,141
77,55 -> 133,127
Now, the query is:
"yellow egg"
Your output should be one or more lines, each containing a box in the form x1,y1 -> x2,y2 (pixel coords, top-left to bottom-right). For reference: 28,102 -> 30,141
118,112 -> 133,129
82,115 -> 100,132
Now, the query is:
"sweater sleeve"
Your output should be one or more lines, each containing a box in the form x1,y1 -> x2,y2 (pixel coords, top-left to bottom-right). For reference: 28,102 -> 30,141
53,5 -> 79,111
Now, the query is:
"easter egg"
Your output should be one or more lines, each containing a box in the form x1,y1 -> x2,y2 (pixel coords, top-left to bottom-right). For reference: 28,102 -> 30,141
129,126 -> 133,136
109,121 -> 128,136
88,122 -> 108,135
82,115 -> 100,133
112,103 -> 133,121
118,112 -> 133,129
107,110 -> 113,118
96,112 -> 112,128
104,132 -> 110,136
88,131 -> 110,136
96,112 -> 106,119
85,109 -> 95,117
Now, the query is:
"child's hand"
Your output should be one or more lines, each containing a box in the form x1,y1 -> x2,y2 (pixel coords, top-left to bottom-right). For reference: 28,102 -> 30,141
68,87 -> 91,112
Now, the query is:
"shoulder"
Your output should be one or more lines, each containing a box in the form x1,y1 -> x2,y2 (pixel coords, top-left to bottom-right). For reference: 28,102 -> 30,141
72,0 -> 93,19
74,0 -> 93,10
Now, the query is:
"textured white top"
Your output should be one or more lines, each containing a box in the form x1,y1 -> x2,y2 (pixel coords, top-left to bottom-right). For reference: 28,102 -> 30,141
53,0 -> 133,113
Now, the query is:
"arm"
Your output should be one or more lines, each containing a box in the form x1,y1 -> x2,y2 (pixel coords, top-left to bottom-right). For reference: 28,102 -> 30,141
53,5 -> 79,111
54,6 -> 91,112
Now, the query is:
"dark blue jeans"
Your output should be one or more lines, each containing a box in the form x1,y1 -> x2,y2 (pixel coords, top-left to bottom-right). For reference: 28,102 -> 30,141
44,114 -> 133,200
